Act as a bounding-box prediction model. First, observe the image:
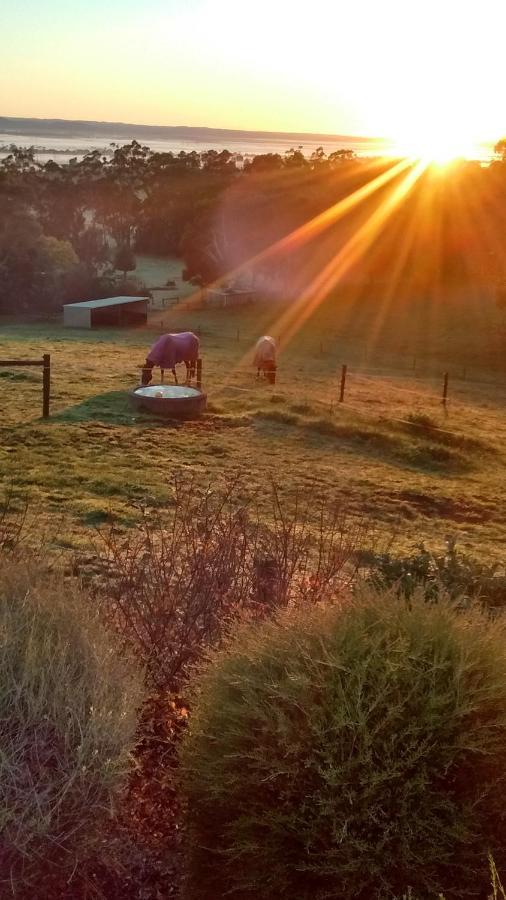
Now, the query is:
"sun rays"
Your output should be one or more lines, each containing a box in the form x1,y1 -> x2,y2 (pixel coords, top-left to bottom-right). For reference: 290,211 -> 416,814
267,159 -> 428,353
174,157 -> 424,379
170,142 -> 494,399
176,154 -> 432,392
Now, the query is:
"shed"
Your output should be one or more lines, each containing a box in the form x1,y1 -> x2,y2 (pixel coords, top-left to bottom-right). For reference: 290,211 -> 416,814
63,296 -> 149,328
205,288 -> 255,309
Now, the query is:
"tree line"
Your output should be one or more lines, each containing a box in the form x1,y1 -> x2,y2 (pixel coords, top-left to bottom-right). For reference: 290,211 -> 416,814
1,138 -> 506,314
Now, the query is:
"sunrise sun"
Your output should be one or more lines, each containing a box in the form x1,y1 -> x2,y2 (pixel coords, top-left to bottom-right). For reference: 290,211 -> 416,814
390,121 -> 484,165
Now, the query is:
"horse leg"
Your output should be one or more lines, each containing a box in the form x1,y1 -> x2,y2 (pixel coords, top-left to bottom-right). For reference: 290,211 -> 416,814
141,360 -> 154,385
172,367 -> 178,384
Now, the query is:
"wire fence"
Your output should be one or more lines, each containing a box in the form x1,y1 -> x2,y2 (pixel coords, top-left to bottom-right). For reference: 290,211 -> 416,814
1,321 -> 504,431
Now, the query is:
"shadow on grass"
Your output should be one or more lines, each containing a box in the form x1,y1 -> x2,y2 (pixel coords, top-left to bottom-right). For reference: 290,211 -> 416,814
0,370 -> 40,383
52,391 -> 181,428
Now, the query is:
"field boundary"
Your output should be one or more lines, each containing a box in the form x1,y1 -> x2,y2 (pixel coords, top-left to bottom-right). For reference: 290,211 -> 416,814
0,354 -> 51,417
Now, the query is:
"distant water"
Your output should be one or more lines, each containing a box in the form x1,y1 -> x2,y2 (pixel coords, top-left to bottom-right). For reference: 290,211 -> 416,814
0,131 -> 394,163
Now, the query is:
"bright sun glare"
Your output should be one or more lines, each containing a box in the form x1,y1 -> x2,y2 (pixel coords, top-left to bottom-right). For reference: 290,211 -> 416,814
393,129 -> 481,165
388,99 -> 484,164
359,1 -> 499,167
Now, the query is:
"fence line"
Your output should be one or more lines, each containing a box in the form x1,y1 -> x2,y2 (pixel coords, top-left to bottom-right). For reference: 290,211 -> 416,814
0,355 -> 51,418
1,348 -> 499,426
344,372 -> 449,404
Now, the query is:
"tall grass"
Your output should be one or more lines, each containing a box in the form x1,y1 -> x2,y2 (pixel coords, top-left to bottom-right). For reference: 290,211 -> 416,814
0,559 -> 142,894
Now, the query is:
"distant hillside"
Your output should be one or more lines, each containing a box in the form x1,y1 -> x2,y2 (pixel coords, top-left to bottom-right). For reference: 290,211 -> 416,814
0,116 -> 383,147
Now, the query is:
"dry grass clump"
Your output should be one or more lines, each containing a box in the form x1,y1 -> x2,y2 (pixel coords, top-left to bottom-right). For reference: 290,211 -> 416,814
182,590 -> 506,899
402,413 -> 493,455
253,409 -> 474,470
0,559 -> 142,894
0,490 -> 31,554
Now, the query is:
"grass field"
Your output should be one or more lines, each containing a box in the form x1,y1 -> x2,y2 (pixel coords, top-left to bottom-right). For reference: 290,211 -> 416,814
1,287 -> 505,560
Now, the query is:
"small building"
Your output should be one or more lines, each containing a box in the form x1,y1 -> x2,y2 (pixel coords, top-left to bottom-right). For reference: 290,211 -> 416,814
204,288 -> 255,309
63,296 -> 149,328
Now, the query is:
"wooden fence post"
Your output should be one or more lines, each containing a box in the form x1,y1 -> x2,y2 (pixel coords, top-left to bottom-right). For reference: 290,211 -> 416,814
0,355 -> 51,418
339,364 -> 347,403
42,354 -> 50,418
196,358 -> 202,390
442,372 -> 449,406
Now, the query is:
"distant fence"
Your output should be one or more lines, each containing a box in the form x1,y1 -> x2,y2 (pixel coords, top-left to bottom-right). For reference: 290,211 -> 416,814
0,354 -> 51,418
337,363 -> 450,408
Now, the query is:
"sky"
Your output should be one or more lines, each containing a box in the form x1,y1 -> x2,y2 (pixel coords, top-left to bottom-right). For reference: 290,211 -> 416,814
3,0 -> 505,147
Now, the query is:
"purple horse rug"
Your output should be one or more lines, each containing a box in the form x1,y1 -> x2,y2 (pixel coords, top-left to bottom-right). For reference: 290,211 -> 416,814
142,332 -> 200,384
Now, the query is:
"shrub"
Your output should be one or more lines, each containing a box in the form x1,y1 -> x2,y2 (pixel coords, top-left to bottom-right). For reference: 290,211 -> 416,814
94,476 -> 366,688
368,538 -> 506,608
0,559 -> 142,893
182,590 -> 506,899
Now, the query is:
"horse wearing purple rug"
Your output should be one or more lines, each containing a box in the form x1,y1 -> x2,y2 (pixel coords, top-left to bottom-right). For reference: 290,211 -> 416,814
142,332 -> 200,385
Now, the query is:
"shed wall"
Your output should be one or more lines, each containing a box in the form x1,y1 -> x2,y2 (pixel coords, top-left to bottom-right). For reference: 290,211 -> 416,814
63,306 -> 91,328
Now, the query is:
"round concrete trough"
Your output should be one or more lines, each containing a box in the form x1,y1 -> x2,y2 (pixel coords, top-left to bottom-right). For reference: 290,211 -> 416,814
130,384 -> 207,419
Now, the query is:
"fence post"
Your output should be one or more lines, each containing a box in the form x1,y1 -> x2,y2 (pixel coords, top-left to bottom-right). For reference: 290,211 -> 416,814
196,358 -> 202,390
442,372 -> 449,406
339,364 -> 347,403
42,354 -> 50,418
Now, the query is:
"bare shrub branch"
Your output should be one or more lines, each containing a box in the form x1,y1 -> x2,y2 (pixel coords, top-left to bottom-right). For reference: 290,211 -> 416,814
0,487 -> 30,554
91,476 -> 369,688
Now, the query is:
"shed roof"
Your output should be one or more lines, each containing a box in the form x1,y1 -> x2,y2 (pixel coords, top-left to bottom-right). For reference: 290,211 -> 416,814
63,296 -> 149,310
207,288 -> 254,295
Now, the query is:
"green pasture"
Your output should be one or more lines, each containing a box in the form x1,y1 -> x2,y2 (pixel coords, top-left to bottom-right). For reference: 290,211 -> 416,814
1,289 -> 505,557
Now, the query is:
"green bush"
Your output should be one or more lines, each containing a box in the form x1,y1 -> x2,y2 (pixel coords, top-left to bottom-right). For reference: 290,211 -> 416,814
182,590 -> 506,899
368,539 -> 506,608
0,560 -> 142,892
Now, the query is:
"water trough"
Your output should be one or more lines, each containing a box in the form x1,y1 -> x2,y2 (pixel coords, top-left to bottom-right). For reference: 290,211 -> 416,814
130,384 -> 207,419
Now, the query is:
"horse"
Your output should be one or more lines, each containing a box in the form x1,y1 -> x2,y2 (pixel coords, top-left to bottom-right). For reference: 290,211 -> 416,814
253,335 -> 277,383
141,332 -> 200,385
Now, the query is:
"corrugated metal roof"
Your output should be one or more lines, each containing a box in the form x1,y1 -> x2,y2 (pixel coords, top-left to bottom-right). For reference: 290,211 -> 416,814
63,296 -> 149,310
207,288 -> 254,297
